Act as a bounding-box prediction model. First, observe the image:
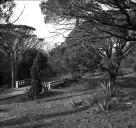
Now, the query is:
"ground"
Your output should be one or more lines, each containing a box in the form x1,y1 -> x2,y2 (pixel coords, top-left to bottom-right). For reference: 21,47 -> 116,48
1,74 -> 136,128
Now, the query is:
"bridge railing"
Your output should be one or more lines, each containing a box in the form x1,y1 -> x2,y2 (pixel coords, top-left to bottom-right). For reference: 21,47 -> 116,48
41,79 -> 66,91
15,78 -> 66,89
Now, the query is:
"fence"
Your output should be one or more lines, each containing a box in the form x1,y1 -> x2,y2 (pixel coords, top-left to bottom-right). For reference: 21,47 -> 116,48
15,79 -> 31,88
15,78 -> 66,88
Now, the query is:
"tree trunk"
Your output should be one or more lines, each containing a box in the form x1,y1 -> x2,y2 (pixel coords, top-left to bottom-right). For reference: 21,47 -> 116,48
14,62 -> 18,82
109,72 -> 116,87
11,61 -> 15,88
109,62 -> 121,87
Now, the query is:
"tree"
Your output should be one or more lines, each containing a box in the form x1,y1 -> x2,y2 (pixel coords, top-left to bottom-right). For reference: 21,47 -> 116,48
18,48 -> 40,80
0,0 -> 15,86
30,51 -> 48,99
66,21 -> 136,85
40,0 -> 136,86
40,0 -> 136,41
0,24 -> 37,88
48,44 -> 67,76
19,48 -> 51,80
64,30 -> 101,76
0,52 -> 11,86
0,0 -> 15,23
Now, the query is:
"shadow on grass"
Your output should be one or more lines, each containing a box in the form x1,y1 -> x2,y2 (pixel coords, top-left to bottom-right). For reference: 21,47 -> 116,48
110,103 -> 131,112
17,90 -> 93,105
0,105 -> 90,127
40,90 -> 64,99
43,91 -> 92,103
0,108 -> 9,112
0,87 -> 93,105
116,77 -> 136,88
0,90 -> 65,105
20,123 -> 53,128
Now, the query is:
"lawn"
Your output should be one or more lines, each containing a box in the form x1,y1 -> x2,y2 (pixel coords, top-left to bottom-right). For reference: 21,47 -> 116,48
1,77 -> 136,128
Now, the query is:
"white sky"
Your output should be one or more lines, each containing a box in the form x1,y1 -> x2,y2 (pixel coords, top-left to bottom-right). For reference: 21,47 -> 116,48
11,0 -> 69,49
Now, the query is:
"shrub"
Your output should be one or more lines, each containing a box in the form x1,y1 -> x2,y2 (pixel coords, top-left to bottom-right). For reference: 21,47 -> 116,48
25,87 -> 34,99
94,80 -> 115,112
25,79 -> 40,100
42,82 -> 50,93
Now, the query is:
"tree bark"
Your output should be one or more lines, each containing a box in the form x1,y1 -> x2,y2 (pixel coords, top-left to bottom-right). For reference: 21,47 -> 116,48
109,61 -> 121,87
11,60 -> 15,88
109,72 -> 116,87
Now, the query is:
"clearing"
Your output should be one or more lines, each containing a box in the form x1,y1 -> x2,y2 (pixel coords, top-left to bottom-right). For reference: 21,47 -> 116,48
1,76 -> 136,128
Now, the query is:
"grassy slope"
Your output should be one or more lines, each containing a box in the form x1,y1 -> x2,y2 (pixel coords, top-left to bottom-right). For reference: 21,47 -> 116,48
1,77 -> 136,128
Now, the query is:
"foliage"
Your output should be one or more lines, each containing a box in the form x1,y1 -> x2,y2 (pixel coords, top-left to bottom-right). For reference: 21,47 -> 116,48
25,80 -> 41,100
48,44 -> 67,76
40,0 -> 136,87
94,80 -> 115,112
24,87 -> 34,99
31,53 -> 42,91
42,82 -> 50,93
25,79 -> 41,99
0,0 -> 15,23
64,33 -> 102,74
29,52 -> 49,99
0,53 -> 11,85
40,0 -> 136,41
19,48 -> 48,80
0,24 -> 36,88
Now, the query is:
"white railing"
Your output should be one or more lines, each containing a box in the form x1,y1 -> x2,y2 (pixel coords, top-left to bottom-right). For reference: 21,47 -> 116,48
16,78 -> 66,89
41,79 -> 65,91
15,80 -> 25,88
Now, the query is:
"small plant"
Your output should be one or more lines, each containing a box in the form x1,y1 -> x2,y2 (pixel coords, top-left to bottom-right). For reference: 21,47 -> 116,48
24,87 -> 34,99
98,80 -> 115,97
71,99 -> 84,110
25,79 -> 39,100
42,82 -> 50,93
94,79 -> 115,113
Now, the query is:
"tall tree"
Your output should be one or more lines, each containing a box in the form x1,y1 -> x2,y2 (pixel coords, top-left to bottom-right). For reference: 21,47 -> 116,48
40,0 -> 136,86
64,21 -> 135,86
0,24 -> 37,88
48,44 -> 67,76
40,0 -> 136,41
64,29 -> 101,76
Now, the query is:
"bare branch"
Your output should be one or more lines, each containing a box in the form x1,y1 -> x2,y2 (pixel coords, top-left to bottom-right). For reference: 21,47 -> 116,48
12,5 -> 25,24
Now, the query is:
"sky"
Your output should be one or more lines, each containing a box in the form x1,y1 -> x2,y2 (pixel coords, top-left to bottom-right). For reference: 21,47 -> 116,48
11,0 -> 69,49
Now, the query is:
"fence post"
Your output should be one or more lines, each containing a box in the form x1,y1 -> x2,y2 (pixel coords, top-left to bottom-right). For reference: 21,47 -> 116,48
15,81 -> 19,88
47,82 -> 51,91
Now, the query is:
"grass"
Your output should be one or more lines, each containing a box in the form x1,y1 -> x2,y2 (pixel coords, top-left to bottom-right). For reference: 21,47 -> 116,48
1,76 -> 136,128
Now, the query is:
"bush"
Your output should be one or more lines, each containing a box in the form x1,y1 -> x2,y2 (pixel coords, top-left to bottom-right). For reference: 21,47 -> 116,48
25,87 -> 34,99
42,82 -> 50,93
25,79 -> 41,100
94,80 -> 115,112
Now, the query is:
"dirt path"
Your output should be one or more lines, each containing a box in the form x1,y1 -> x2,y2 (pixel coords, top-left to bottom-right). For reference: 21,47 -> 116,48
0,86 -> 30,100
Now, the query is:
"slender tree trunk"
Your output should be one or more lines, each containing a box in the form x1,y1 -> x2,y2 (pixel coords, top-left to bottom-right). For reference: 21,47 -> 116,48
14,61 -> 18,81
11,60 -> 15,88
109,72 -> 116,86
109,62 -> 121,87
